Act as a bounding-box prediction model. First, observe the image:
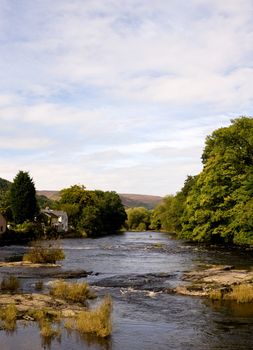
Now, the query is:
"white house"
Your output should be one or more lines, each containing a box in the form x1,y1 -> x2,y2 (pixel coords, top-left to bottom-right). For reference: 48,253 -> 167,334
41,209 -> 68,233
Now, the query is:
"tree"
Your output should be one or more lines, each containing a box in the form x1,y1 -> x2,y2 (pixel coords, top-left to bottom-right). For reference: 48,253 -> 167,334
126,207 -> 151,231
10,171 -> 38,224
80,190 -> 127,236
59,185 -> 94,228
150,176 -> 196,233
59,185 -> 126,236
181,117 -> 253,244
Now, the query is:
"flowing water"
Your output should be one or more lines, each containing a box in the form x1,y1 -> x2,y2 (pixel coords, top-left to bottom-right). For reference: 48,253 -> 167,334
1,231 -> 253,349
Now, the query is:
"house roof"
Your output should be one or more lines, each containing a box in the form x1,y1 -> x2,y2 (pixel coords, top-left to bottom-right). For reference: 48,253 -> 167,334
41,209 -> 67,218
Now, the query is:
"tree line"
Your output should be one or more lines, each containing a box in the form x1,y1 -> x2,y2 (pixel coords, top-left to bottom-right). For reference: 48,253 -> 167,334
0,173 -> 126,240
126,117 -> 253,246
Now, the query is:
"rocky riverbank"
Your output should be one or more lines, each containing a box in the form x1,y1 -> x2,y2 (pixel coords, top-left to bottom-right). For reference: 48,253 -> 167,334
175,265 -> 253,297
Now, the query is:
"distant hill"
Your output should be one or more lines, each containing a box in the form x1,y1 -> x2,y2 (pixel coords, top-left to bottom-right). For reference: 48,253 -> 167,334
119,193 -> 162,209
37,190 -> 163,209
37,190 -> 60,201
0,177 -> 11,192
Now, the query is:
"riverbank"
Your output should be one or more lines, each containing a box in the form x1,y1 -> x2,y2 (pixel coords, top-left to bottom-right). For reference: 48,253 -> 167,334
176,264 -> 253,298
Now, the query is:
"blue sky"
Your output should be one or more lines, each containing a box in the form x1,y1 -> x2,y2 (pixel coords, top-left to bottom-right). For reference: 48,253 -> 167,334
0,0 -> 253,195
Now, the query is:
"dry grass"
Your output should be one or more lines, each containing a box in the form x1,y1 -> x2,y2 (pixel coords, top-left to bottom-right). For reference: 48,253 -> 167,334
40,320 -> 60,338
0,276 -> 20,293
75,296 -> 112,338
50,280 -> 95,304
225,284 -> 253,303
28,307 -> 61,343
0,304 -> 17,331
209,289 -> 223,300
209,284 -> 253,303
23,241 -> 65,264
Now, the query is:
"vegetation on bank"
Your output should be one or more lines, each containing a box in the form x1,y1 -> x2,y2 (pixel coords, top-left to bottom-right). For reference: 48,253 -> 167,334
59,185 -> 126,237
0,174 -> 126,241
0,279 -> 112,340
129,117 -> 253,246
1,116 -> 253,246
65,296 -> 112,338
23,241 -> 65,264
50,280 -> 95,304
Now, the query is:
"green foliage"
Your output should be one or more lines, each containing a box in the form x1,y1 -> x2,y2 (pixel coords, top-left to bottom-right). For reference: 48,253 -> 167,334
0,178 -> 11,192
151,176 -> 196,233
59,185 -> 126,237
181,117 -> 253,244
126,207 -> 151,231
0,178 -> 12,221
10,171 -> 38,224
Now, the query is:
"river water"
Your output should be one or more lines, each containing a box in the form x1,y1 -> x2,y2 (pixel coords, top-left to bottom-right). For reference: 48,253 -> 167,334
1,231 -> 253,349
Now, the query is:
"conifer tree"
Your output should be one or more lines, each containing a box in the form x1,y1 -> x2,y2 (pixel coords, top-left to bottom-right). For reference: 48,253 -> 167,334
10,171 -> 37,224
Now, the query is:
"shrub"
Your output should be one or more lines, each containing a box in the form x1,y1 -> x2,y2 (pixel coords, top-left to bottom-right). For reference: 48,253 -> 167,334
23,241 -> 65,264
50,280 -> 95,304
0,276 -> 20,293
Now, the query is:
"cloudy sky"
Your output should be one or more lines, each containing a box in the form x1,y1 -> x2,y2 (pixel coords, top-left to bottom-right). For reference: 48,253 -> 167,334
0,0 -> 252,195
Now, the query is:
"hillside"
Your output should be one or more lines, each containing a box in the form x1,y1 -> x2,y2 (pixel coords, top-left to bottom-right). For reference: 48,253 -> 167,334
0,178 -> 11,192
119,193 -> 162,209
37,190 -> 163,209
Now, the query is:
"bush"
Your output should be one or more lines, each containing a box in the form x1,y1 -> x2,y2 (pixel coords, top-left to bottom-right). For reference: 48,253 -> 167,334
23,241 -> 65,264
0,276 -> 20,293
50,280 -> 95,304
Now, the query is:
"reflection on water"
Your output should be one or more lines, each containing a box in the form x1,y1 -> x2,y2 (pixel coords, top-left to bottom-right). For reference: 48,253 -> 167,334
1,231 -> 253,349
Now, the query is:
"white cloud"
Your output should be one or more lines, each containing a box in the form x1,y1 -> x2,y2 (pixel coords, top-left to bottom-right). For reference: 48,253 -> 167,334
0,1 -> 252,194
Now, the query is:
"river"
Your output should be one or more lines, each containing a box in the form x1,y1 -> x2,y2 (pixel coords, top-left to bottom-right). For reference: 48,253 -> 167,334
1,231 -> 253,349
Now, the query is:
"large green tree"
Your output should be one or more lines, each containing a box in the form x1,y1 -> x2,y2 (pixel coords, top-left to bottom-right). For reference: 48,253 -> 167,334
10,171 -> 38,224
59,185 -> 126,236
150,176 -> 196,232
181,117 -> 253,244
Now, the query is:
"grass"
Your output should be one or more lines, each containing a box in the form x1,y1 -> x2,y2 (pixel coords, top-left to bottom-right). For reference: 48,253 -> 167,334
0,304 -> 17,331
209,289 -> 223,300
225,284 -> 253,303
23,241 -> 65,264
209,284 -> 253,303
67,296 -> 112,338
40,320 -> 60,338
50,280 -> 96,304
0,276 -> 20,293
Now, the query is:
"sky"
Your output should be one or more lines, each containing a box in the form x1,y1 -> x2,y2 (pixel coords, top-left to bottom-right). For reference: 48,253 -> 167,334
0,0 -> 253,196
